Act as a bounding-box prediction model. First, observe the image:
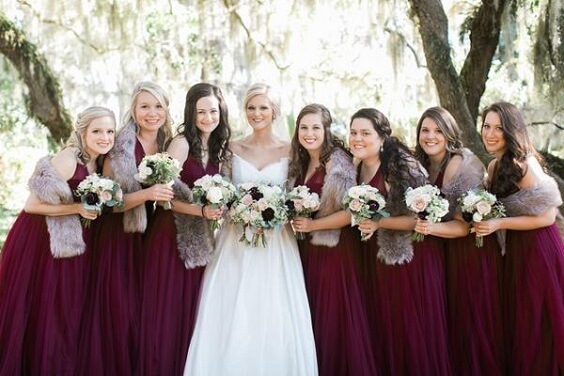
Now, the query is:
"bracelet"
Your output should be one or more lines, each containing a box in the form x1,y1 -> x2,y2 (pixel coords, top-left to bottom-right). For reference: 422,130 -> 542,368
201,205 -> 206,218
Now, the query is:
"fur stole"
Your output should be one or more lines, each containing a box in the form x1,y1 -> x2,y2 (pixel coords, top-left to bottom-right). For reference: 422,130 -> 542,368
288,148 -> 355,247
377,153 -> 428,265
441,148 -> 485,220
172,178 -> 215,269
495,176 -> 563,254
109,121 -> 147,233
500,176 -> 562,216
28,156 -> 85,258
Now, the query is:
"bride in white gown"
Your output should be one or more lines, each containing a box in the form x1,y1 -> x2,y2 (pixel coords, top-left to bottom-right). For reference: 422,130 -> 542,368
184,84 -> 318,376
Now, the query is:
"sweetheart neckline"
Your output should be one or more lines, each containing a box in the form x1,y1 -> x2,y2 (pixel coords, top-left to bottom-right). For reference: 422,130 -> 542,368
233,154 -> 289,172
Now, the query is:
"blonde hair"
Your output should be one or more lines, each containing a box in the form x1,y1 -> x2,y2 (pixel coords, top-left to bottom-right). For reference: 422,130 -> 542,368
121,81 -> 173,151
243,83 -> 281,119
66,106 -> 116,162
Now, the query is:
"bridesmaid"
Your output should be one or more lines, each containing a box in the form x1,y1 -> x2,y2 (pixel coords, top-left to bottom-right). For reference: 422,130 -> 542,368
77,82 -> 174,375
288,104 -> 377,375
413,106 -> 504,375
349,108 -> 451,375
137,83 -> 230,375
0,107 -> 116,374
474,102 -> 564,375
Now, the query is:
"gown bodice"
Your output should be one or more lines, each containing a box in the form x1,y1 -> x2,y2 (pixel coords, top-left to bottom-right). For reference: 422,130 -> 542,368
232,154 -> 289,186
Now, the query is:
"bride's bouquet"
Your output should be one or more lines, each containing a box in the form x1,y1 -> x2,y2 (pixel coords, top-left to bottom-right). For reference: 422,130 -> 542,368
459,188 -> 506,247
75,173 -> 123,227
192,173 -> 236,231
405,184 -> 449,242
342,183 -> 389,241
134,152 -> 181,209
229,182 -> 288,247
285,185 -> 320,240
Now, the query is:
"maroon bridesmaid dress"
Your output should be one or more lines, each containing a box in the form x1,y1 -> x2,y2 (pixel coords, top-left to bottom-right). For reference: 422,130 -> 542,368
137,153 -> 218,375
0,163 -> 91,375
77,140 -> 148,375
297,167 -> 377,375
357,166 -> 451,375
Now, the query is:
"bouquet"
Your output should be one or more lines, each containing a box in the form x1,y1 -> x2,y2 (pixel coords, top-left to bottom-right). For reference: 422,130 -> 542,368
342,184 -> 389,241
459,188 -> 506,247
75,173 -> 123,227
192,173 -> 236,231
405,184 -> 449,242
134,152 -> 181,209
285,185 -> 321,240
229,182 -> 288,247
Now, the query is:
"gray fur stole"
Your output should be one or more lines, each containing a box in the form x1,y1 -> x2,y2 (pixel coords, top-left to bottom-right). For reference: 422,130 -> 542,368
496,176 -> 563,254
377,154 -> 428,265
28,156 -> 85,258
109,121 -> 147,233
441,148 -> 485,220
172,178 -> 215,269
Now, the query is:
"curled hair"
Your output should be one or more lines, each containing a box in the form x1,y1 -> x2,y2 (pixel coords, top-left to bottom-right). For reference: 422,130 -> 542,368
243,83 -> 281,119
481,101 -> 542,198
414,106 -> 464,173
66,106 -> 116,163
121,81 -> 173,151
350,108 -> 417,190
177,83 -> 231,165
288,103 -> 349,181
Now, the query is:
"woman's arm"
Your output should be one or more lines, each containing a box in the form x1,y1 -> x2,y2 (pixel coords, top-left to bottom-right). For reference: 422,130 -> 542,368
414,217 -> 470,238
24,149 -> 98,220
473,207 -> 557,235
292,210 -> 350,232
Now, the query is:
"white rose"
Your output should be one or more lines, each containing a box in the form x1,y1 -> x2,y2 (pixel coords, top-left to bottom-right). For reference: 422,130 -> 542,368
473,212 -> 483,222
475,201 -> 492,216
206,186 -> 224,204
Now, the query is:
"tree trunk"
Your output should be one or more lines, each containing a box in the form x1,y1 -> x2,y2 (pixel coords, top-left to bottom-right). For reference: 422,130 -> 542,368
407,0 -> 509,161
0,14 -> 72,144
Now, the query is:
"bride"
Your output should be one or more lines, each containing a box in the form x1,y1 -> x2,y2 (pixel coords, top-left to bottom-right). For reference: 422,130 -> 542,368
184,84 -> 318,375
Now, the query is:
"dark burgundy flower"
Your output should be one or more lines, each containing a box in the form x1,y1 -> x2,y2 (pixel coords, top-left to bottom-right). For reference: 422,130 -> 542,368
462,212 -> 474,223
368,200 -> 381,212
417,211 -> 427,220
262,207 -> 275,221
249,187 -> 263,200
84,192 -> 99,206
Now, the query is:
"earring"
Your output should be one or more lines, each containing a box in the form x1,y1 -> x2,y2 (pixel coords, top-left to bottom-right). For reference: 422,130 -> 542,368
379,145 -> 384,153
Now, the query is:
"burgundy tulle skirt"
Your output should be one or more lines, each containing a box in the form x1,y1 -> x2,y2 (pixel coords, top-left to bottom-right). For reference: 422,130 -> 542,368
299,226 -> 376,375
0,212 -> 90,375
358,233 -> 451,375
445,233 -> 504,375
77,212 -> 142,376
503,223 -> 564,375
137,207 -> 205,375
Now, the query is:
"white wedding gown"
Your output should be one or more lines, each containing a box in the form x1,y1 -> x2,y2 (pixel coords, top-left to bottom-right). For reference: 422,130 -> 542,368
184,155 -> 318,376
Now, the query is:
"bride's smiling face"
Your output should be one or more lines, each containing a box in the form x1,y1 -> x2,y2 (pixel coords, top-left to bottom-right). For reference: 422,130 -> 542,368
246,95 -> 274,131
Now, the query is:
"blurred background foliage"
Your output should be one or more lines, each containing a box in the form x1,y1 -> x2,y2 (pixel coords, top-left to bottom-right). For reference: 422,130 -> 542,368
0,0 -> 562,246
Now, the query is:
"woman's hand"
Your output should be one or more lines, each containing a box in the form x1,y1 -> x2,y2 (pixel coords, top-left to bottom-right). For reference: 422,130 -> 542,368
357,218 -> 380,240
146,183 -> 174,202
201,204 -> 223,220
414,218 -> 432,236
77,203 -> 99,221
291,217 -> 315,233
472,218 -> 502,237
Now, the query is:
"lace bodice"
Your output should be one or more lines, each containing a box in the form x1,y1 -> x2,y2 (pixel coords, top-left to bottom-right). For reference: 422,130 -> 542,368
232,154 -> 289,186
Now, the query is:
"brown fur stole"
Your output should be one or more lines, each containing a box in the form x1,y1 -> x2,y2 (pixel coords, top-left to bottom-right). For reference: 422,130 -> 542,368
172,178 -> 215,269
377,153 -> 428,265
108,121 -> 147,233
288,148 -> 356,247
28,156 -> 85,258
